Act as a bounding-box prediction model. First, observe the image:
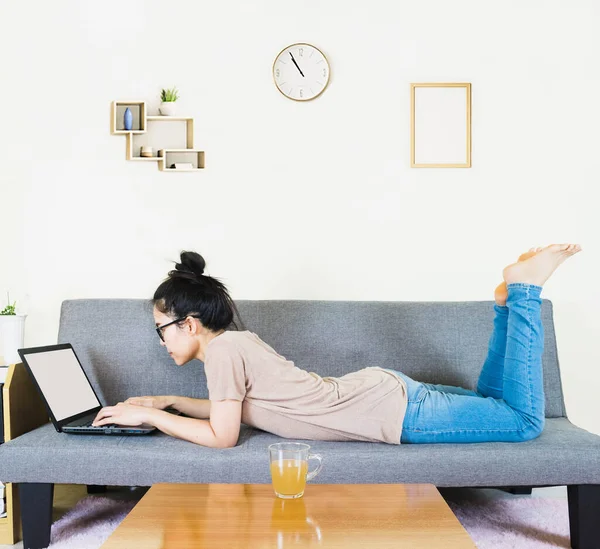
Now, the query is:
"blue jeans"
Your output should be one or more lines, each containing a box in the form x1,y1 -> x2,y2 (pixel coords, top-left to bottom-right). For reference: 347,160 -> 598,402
392,283 -> 546,444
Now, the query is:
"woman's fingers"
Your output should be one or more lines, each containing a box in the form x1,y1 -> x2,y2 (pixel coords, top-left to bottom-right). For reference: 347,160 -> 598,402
125,397 -> 152,407
92,407 -> 115,426
94,416 -> 114,426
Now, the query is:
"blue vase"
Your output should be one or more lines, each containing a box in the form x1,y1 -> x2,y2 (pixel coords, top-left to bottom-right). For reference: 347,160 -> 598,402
123,107 -> 133,131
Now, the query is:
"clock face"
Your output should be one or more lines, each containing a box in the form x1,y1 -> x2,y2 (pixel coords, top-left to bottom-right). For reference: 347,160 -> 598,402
273,43 -> 330,101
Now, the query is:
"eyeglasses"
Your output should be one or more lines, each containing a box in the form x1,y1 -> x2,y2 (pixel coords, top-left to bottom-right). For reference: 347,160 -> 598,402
155,315 -> 202,342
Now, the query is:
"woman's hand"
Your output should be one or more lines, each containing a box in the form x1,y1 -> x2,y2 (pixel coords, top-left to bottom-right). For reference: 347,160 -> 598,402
92,402 -> 154,427
123,395 -> 174,410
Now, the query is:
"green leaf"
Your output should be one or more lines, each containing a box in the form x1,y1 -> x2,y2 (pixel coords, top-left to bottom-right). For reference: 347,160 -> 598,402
161,87 -> 179,102
1,293 -> 16,314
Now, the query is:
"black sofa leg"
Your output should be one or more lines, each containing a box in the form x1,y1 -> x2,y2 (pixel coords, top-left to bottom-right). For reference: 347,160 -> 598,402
501,486 -> 533,495
87,484 -> 107,494
567,485 -> 600,549
20,483 -> 54,549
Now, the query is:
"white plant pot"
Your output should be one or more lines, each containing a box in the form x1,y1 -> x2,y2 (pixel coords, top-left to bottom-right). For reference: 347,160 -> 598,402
159,102 -> 177,116
0,314 -> 27,365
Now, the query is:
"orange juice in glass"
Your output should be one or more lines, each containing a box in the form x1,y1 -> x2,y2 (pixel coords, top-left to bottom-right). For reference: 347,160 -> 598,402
268,442 -> 323,499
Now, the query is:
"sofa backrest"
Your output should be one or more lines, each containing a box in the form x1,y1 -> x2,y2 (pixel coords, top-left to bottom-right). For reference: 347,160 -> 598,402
57,299 -> 567,418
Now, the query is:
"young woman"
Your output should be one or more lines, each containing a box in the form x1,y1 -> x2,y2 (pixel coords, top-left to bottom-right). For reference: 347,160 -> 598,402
92,244 -> 582,447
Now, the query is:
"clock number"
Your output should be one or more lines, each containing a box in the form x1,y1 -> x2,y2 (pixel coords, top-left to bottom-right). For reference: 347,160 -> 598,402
299,47 -> 304,57
299,89 -> 304,98
276,68 -> 280,78
323,68 -> 326,77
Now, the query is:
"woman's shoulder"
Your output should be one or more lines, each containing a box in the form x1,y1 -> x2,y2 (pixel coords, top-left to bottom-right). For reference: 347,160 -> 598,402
209,330 -> 284,358
207,330 -> 257,351
218,329 -> 255,341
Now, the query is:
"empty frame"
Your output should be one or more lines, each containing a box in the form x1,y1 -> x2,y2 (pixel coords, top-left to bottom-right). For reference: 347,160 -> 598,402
411,83 -> 471,168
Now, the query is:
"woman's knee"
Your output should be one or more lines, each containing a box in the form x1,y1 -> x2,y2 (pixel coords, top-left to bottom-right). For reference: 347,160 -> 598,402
520,416 -> 545,441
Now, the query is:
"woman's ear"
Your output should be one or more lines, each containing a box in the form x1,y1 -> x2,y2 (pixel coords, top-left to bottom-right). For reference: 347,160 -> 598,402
186,316 -> 204,336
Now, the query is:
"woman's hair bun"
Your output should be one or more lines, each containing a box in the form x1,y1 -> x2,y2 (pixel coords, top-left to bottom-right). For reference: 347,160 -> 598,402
171,251 -> 206,281
155,249 -> 244,332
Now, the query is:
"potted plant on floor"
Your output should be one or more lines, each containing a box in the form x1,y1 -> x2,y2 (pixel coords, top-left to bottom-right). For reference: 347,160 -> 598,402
0,293 -> 27,365
159,87 -> 180,116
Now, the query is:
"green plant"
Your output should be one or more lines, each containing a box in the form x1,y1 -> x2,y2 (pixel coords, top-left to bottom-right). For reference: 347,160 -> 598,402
1,292 -> 16,315
160,87 -> 180,102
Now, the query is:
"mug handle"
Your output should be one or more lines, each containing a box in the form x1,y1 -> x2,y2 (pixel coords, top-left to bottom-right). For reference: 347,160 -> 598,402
306,453 -> 323,481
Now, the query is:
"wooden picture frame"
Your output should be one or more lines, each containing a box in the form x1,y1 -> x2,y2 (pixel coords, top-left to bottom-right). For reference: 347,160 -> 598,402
410,83 -> 471,168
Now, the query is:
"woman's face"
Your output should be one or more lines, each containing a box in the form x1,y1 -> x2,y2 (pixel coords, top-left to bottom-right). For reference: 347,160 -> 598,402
153,308 -> 198,366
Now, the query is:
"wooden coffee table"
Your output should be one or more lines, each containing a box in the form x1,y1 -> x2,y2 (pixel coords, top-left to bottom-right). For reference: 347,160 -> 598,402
101,483 -> 475,548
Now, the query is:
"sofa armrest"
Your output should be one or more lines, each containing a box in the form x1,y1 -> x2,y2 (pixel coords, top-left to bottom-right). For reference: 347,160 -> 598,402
3,362 -> 49,442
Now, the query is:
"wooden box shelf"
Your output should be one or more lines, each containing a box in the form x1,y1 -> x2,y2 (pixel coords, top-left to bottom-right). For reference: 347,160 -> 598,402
110,101 -> 146,134
158,149 -> 205,171
146,116 -> 194,148
112,101 -> 203,172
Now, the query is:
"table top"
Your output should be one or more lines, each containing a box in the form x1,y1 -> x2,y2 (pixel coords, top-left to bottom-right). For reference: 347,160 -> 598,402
101,483 -> 475,549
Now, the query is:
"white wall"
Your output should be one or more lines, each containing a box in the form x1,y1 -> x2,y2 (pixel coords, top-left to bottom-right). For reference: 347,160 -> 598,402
1,0 -> 598,435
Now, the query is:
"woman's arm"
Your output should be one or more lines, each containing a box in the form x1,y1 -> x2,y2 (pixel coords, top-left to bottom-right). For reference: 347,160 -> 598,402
148,399 -> 241,448
170,396 -> 211,419
93,400 -> 242,448
123,395 -> 211,419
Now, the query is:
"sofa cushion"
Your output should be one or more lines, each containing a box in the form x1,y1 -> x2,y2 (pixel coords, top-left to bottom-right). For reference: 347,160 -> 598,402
0,418 -> 597,486
56,299 -> 567,418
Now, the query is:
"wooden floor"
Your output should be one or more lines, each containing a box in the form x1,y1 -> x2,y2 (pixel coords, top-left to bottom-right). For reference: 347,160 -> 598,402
0,485 -> 568,549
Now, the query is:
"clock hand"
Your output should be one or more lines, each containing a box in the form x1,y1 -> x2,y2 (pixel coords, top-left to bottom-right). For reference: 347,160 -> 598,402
289,52 -> 305,77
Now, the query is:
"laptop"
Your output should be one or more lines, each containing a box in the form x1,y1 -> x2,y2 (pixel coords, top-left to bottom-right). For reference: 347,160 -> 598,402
17,343 -> 180,435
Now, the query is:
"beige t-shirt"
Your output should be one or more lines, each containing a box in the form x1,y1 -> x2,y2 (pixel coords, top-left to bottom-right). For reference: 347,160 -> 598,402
203,330 -> 408,445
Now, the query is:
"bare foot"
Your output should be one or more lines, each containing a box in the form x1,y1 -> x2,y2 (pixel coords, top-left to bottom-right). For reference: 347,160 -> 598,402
495,247 -> 542,306
502,243 -> 582,288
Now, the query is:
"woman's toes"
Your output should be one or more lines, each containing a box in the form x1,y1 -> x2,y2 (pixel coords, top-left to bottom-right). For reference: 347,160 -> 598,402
547,243 -> 568,252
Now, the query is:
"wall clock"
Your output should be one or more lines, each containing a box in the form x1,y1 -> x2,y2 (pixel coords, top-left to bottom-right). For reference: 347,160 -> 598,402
273,43 -> 330,101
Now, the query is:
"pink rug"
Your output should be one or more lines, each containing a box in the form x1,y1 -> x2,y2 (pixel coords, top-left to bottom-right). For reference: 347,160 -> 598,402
46,490 -> 572,548
48,496 -> 137,549
444,490 -> 571,548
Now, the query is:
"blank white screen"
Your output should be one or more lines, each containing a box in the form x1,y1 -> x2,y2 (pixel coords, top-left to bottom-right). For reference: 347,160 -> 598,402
24,348 -> 101,421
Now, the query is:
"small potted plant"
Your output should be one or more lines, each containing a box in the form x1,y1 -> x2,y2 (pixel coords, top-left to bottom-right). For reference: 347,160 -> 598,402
0,293 -> 27,365
159,87 -> 180,116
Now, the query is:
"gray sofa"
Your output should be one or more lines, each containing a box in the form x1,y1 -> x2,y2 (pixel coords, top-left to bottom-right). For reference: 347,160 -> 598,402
1,298 -> 599,548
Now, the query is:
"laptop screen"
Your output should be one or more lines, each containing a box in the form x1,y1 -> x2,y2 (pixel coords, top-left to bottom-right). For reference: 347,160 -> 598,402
23,347 -> 101,421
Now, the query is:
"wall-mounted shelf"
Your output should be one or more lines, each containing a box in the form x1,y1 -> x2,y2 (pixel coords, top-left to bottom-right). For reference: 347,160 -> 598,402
147,116 -> 194,146
111,101 -> 204,172
159,149 -> 205,171
110,101 -> 146,134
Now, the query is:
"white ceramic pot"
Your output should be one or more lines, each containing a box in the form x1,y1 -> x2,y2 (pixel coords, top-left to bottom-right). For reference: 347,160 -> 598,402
0,314 -> 27,365
159,102 -> 177,116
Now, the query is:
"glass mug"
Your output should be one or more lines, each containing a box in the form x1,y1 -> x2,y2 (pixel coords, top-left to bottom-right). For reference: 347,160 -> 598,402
268,443 -> 323,499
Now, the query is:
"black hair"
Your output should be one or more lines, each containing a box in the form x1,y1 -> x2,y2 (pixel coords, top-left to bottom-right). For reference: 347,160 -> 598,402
153,251 -> 244,332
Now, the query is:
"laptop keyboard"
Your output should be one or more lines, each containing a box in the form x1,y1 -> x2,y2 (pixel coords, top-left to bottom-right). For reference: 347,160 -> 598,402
71,418 -> 117,428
